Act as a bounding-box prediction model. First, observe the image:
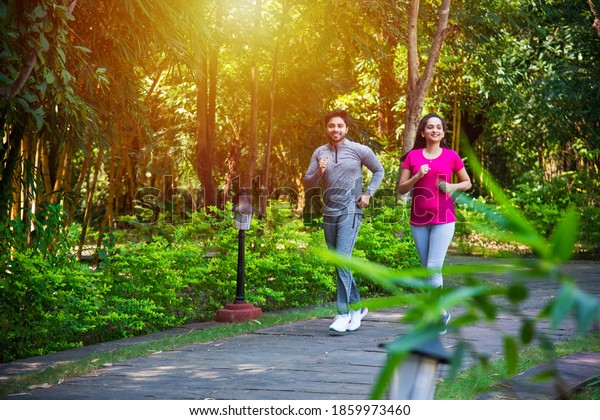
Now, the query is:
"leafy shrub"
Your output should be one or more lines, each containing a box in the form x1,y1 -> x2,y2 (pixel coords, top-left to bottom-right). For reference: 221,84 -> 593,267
454,170 -> 600,256
511,170 -> 598,240
0,251 -> 104,362
242,220 -> 337,310
353,205 -> 421,295
580,206 -> 600,249
357,205 -> 420,270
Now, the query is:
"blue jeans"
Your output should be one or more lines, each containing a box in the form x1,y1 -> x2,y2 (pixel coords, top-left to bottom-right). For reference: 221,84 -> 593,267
323,214 -> 363,314
410,222 -> 455,288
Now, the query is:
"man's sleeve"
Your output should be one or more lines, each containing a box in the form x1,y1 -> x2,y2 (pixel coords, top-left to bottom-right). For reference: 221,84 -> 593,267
303,150 -> 322,189
363,147 -> 384,196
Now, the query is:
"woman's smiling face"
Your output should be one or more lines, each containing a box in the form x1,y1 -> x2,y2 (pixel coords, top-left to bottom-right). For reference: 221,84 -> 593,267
422,117 -> 444,143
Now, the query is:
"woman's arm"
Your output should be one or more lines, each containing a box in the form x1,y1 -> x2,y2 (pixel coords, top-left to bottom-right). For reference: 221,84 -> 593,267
398,165 -> 429,195
438,167 -> 472,193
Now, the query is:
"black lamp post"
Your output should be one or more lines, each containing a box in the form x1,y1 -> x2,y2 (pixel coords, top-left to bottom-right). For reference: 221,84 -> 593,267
215,192 -> 262,322
385,335 -> 450,399
233,193 -> 252,302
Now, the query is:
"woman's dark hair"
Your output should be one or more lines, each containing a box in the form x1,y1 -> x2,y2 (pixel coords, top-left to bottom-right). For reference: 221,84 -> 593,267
400,113 -> 450,161
324,109 -> 350,126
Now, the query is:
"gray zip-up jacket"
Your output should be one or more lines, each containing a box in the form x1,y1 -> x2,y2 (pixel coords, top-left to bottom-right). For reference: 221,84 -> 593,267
304,139 -> 385,216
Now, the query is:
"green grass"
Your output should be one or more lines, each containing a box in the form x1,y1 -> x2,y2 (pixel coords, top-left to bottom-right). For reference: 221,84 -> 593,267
435,332 -> 600,399
0,305 -> 335,399
571,376 -> 600,399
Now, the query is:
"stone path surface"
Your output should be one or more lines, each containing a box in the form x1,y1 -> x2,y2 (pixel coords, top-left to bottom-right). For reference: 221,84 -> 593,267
1,257 -> 599,400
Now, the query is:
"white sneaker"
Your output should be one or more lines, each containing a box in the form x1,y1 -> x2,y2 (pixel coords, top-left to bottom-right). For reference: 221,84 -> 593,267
440,310 -> 451,335
347,307 -> 368,331
329,314 -> 351,333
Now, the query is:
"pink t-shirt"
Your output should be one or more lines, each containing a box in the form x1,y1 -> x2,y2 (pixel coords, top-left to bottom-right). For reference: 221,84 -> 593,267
402,148 -> 465,226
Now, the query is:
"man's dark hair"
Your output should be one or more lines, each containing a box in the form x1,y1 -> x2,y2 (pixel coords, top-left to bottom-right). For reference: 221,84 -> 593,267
324,109 -> 350,126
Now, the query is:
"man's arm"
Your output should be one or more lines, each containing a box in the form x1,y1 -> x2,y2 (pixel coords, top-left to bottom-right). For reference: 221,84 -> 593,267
363,148 -> 384,196
303,150 -> 322,189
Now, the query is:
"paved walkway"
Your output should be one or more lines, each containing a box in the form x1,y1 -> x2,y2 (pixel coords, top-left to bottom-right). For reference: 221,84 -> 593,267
1,257 -> 599,400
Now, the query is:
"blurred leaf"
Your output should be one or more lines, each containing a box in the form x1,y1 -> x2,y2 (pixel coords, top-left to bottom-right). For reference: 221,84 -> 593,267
75,45 -> 92,54
39,33 -> 50,52
32,108 -> 44,130
550,208 -> 580,263
318,248 -> 512,291
16,98 -> 32,113
574,289 -> 600,335
45,71 -> 55,84
370,353 -> 406,400
440,286 -> 489,312
471,294 -> 498,319
318,248 -> 432,290
32,5 -> 47,19
503,335 -> 519,375
361,295 -> 416,311
447,340 -> 466,378
532,368 -> 556,383
537,334 -> 556,353
551,281 -> 576,330
520,318 -> 535,344
383,328 -> 443,355
507,283 -> 528,303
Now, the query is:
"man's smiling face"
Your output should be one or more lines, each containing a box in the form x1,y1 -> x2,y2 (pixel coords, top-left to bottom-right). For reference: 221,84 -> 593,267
326,117 -> 348,145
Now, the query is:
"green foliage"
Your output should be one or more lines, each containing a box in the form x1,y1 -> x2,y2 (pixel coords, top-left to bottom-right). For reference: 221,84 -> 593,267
0,202 -> 74,263
451,0 -> 600,190
354,205 -> 421,295
0,251 -> 105,362
511,170 -> 600,249
454,169 -> 600,256
242,220 -> 335,309
358,205 -> 419,268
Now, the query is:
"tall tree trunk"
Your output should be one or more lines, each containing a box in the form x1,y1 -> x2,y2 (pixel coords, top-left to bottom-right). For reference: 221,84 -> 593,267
78,148 -> 103,261
23,135 -> 40,245
244,0 -> 262,193
0,125 -> 23,226
451,97 -> 461,183
223,122 -> 241,204
195,39 -> 218,208
206,2 -> 222,208
195,50 -> 210,206
95,131 -> 132,258
74,142 -> 92,197
260,0 -> 289,216
589,0 -> 600,36
39,137 -> 53,197
377,30 -> 399,141
397,0 -> 453,197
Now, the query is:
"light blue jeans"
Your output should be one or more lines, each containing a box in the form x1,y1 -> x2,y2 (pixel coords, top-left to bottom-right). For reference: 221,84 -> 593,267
323,213 -> 363,314
410,222 -> 455,288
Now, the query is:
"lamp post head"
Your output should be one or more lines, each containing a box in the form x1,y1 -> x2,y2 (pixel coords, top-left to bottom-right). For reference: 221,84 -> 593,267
383,333 -> 451,400
410,336 -> 451,365
233,193 -> 254,231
